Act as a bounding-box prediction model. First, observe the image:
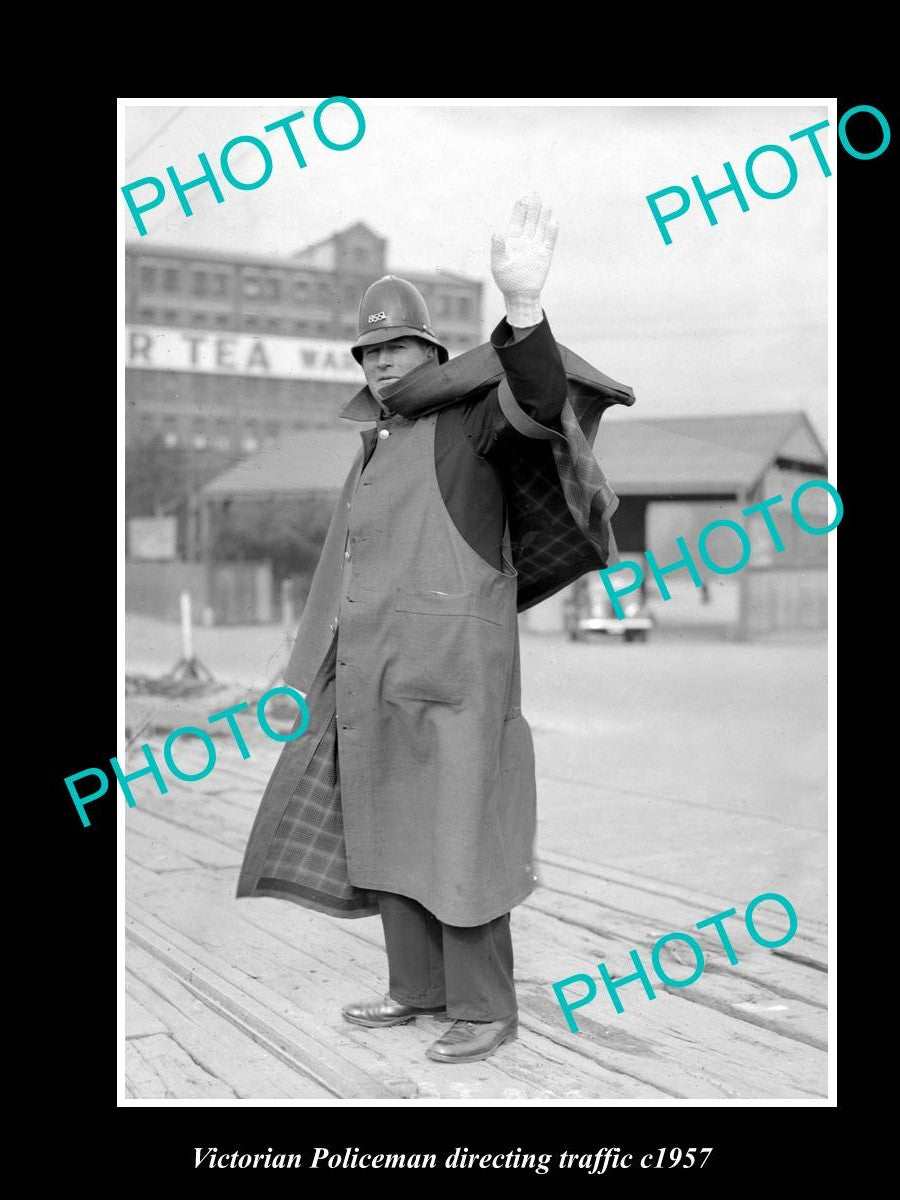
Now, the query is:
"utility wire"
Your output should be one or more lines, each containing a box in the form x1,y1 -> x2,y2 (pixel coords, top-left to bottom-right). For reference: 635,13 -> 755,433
124,107 -> 187,170
126,112 -> 261,239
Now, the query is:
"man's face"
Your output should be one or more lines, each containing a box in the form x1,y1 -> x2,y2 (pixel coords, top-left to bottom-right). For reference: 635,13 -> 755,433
361,337 -> 436,397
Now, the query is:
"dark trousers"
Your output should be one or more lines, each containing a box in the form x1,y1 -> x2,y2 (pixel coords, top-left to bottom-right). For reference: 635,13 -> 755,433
377,893 -> 517,1022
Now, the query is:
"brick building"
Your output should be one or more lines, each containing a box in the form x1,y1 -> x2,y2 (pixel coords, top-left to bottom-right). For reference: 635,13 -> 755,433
124,221 -> 483,470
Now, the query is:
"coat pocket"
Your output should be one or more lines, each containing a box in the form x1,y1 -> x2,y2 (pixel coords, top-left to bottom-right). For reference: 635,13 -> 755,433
387,589 -> 507,705
394,588 -> 505,626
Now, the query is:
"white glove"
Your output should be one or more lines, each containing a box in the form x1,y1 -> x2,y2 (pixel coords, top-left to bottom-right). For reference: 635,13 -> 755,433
490,194 -> 559,327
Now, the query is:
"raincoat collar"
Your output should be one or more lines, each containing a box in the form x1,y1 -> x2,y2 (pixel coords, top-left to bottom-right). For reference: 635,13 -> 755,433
338,339 -> 634,425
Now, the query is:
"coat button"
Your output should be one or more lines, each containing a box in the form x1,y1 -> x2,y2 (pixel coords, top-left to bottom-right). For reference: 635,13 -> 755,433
378,428 -> 390,439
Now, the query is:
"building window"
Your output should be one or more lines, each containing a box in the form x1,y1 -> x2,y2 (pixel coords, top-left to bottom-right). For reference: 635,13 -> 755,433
139,307 -> 156,322
243,274 -> 261,298
294,276 -> 309,300
244,315 -> 259,330
192,271 -> 208,297
242,435 -> 258,452
457,296 -> 473,319
136,373 -> 159,399
215,313 -> 231,327
163,431 -> 179,448
163,268 -> 179,292
193,312 -> 208,325
140,265 -> 156,290
293,320 -> 309,334
212,273 -> 229,297
163,309 -> 178,323
264,277 -> 281,300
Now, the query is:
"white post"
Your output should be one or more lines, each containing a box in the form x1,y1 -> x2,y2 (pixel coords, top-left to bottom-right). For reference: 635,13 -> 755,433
281,577 -> 295,638
180,590 -> 194,661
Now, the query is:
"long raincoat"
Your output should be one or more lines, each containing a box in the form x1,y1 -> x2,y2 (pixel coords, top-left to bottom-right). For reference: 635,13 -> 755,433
237,324 -> 635,926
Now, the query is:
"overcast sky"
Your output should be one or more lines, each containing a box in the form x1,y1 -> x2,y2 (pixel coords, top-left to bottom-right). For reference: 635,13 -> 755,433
119,100 -> 830,442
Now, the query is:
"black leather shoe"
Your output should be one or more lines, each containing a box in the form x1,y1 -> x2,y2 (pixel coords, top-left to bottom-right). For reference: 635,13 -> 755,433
425,1016 -> 518,1063
342,994 -> 446,1028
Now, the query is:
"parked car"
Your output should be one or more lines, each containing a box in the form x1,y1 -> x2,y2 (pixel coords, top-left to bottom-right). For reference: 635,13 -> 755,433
563,556 -> 655,643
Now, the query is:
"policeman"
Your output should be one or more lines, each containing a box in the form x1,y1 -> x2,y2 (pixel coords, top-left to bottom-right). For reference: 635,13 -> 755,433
237,196 -> 630,1064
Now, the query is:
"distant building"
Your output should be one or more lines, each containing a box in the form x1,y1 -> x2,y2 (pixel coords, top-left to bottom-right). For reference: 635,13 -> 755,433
124,222 -> 483,470
189,411 -> 830,637
600,411 -> 830,638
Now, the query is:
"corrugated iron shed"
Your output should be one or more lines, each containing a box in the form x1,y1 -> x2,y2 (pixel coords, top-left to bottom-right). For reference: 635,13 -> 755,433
202,430 -> 363,498
201,411 -> 826,501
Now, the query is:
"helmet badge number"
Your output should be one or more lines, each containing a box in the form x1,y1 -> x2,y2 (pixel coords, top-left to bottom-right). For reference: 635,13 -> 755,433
367,311 -> 388,324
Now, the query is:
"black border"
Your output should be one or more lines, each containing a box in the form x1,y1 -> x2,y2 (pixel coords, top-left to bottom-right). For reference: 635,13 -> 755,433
47,91 -> 882,1179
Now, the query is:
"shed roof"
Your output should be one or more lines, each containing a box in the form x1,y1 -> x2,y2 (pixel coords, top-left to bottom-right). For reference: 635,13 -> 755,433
202,430 -> 363,498
200,411 -> 827,500
598,411 -> 826,496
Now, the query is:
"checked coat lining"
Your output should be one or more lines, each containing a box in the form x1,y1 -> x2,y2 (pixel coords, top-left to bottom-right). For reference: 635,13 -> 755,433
238,339 -> 635,919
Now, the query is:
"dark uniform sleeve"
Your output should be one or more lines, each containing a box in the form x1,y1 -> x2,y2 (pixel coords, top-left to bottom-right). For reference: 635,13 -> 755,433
433,312 -> 569,571
460,313 -> 568,459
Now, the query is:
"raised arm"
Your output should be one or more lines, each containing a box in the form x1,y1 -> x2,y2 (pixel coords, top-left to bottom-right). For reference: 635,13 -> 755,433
490,192 -> 559,330
464,196 -> 568,455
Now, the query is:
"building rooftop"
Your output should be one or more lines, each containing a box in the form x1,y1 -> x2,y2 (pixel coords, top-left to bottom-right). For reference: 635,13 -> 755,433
598,411 -> 827,496
126,222 -> 482,288
291,220 -> 383,257
202,429 -> 364,498
126,241 -> 336,273
201,411 -> 827,501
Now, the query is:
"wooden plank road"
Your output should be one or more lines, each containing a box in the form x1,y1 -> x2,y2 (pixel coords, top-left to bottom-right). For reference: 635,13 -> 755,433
123,725 -> 828,1100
